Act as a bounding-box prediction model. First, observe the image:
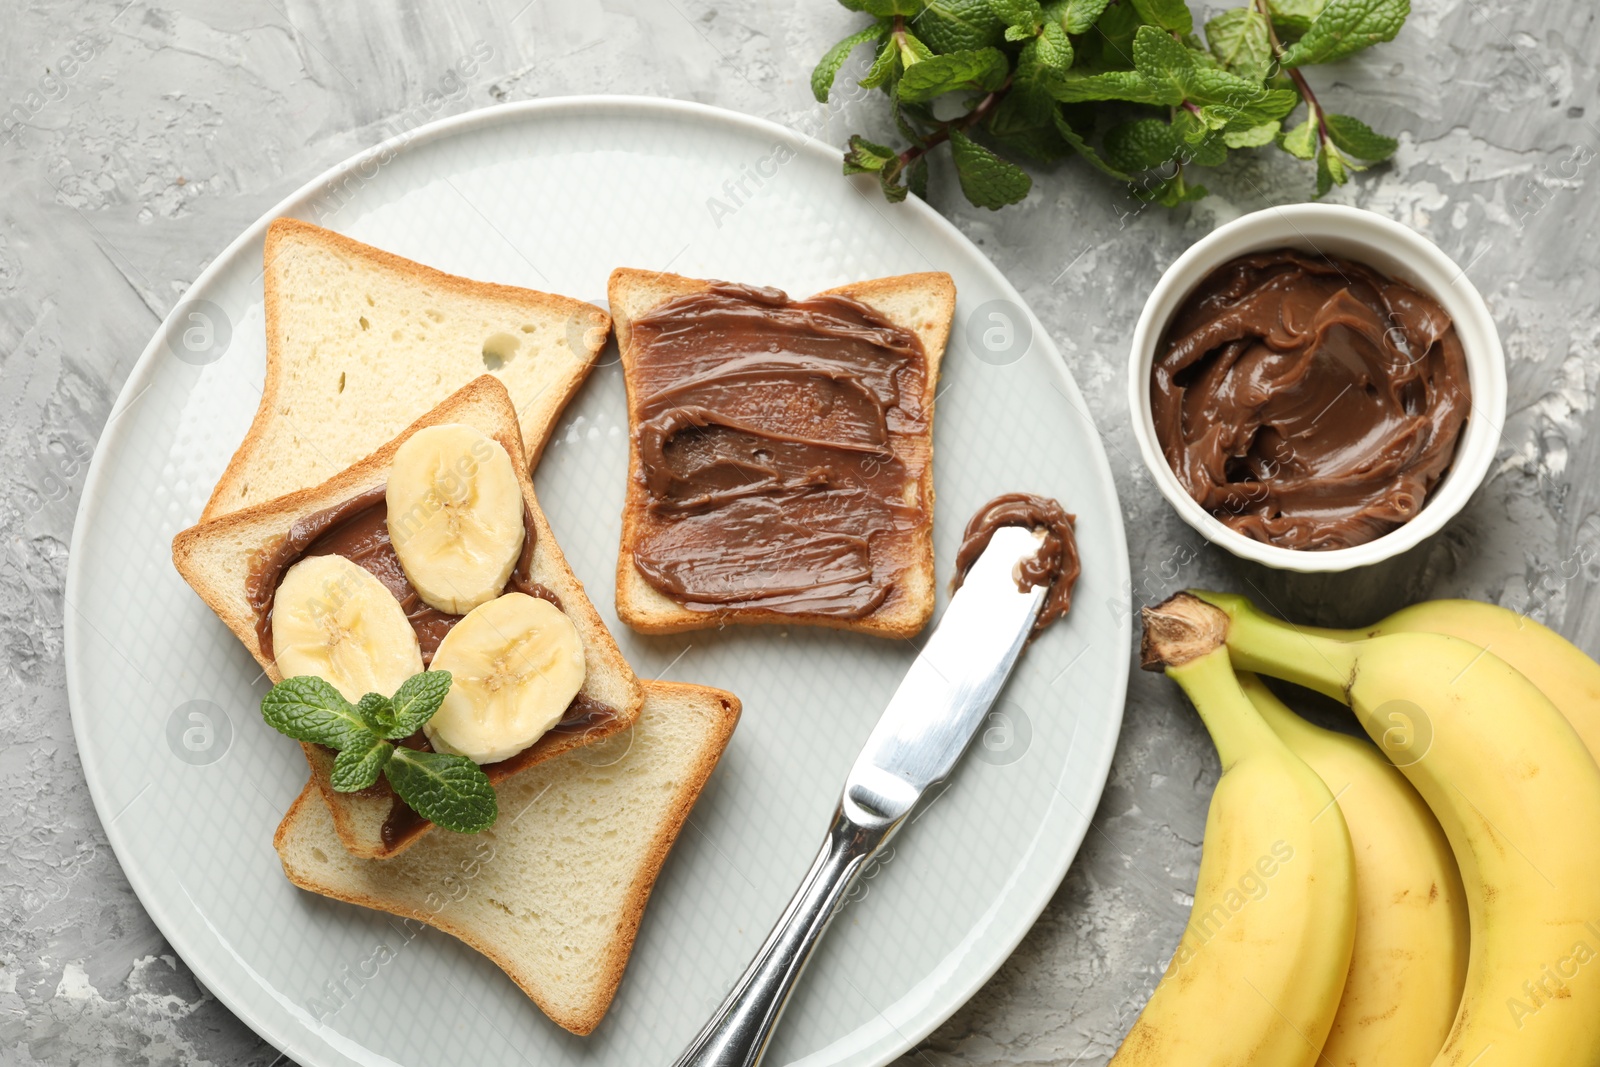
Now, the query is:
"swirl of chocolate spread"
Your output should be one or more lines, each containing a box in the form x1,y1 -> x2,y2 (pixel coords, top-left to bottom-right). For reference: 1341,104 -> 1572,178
952,493 -> 1080,638
628,282 -> 932,618
1150,249 -> 1471,551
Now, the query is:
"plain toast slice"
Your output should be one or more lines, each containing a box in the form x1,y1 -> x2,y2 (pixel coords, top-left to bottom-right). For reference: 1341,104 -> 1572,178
274,680 -> 741,1036
608,268 -> 955,639
202,218 -> 609,520
173,376 -> 643,859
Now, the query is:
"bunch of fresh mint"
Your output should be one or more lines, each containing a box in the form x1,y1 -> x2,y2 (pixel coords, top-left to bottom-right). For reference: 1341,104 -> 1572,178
261,671 -> 497,833
813,0 -> 1407,208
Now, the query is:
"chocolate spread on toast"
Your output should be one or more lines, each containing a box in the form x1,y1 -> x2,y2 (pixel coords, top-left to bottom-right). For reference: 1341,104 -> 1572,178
627,283 -> 932,618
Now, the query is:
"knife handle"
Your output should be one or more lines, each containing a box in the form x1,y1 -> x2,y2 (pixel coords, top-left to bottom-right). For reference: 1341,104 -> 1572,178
670,805 -> 892,1067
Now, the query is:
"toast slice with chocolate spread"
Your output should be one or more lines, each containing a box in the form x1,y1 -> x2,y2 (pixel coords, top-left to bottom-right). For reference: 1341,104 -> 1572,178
173,376 -> 644,859
201,218 -> 609,521
608,268 -> 955,639
274,680 -> 740,1036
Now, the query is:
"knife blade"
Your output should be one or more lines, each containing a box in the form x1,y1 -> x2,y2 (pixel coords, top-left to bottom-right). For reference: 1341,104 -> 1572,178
671,524 -> 1050,1067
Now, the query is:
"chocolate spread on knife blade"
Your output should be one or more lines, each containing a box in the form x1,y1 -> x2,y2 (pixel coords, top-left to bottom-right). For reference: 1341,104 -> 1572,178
628,282 -> 932,618
245,480 -> 621,844
952,493 -> 1080,638
1151,249 -> 1471,551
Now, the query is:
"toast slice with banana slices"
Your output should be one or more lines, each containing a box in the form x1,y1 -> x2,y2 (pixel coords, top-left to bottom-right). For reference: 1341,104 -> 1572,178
275,680 -> 741,1036
202,217 -> 610,521
173,376 -> 643,859
607,267 -> 955,639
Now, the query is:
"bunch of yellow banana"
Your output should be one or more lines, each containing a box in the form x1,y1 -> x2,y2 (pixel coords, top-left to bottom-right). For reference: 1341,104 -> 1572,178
1108,645 -> 1357,1066
1117,590 -> 1600,1067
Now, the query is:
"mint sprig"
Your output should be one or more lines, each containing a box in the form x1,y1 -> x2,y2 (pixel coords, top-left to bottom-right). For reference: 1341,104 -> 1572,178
260,671 -> 499,834
813,0 -> 1408,208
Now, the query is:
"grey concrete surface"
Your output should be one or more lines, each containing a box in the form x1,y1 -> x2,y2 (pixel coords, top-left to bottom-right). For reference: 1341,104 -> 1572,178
2,1 -> 1597,1064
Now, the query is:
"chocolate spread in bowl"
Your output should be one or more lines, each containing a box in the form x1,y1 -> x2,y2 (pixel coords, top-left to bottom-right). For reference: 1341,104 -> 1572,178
1150,249 -> 1471,551
627,282 -> 932,619
952,492 -> 1081,638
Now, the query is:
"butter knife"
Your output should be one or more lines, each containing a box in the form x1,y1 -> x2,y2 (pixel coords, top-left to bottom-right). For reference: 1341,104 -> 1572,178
671,524 -> 1049,1067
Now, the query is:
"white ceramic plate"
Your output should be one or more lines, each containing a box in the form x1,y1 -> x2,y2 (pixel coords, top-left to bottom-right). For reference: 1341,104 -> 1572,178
64,97 -> 1129,1067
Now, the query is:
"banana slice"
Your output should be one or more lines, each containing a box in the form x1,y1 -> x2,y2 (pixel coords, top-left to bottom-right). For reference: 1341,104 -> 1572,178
272,554 -> 423,702
424,593 -> 585,764
387,423 -> 525,616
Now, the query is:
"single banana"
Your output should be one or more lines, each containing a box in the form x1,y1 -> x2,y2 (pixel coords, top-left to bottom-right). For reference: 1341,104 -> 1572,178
272,553 -> 423,702
1111,643 -> 1355,1067
1240,672 -> 1468,1067
1182,590 -> 1600,1067
424,592 -> 585,764
1307,600 -> 1600,764
387,423 -> 525,615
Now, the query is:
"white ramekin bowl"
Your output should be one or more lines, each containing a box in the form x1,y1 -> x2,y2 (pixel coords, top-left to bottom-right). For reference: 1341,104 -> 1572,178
1127,203 -> 1508,573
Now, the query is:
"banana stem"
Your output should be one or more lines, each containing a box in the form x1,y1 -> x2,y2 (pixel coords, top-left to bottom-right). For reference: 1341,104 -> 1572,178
1168,648 -> 1287,770
1158,592 -> 1359,701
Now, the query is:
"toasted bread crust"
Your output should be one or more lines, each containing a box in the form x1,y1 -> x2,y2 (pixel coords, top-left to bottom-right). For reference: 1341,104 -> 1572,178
273,681 -> 741,1035
607,268 -> 955,638
175,376 -> 643,859
202,218 -> 610,521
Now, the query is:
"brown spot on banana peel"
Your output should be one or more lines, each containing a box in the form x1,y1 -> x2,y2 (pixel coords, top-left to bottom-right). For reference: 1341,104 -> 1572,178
1140,592 -> 1229,670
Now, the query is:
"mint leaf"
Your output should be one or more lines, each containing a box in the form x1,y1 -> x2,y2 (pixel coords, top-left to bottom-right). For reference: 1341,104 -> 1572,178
917,0 -> 1009,52
813,23 -> 888,102
1205,7 -> 1273,82
1325,113 -> 1397,160
1132,25 -> 1198,102
1131,0 -> 1193,34
1280,114 -> 1318,158
1033,20 -> 1074,73
1192,78 -> 1298,129
898,29 -> 936,65
1053,111 -> 1130,179
331,735 -> 394,792
1089,0 -> 1143,57
844,134 -> 898,174
1056,0 -> 1112,33
878,158 -> 912,201
949,130 -> 1032,208
860,37 -> 901,89
990,0 -> 1043,36
1012,22 -> 1073,107
896,47 -> 1009,102
991,118 -> 1072,162
261,677 -> 374,751
384,748 -> 498,833
1224,120 -> 1282,147
842,0 -> 928,14
1315,142 -> 1350,196
990,84 -> 1066,154
1173,110 -> 1228,165
1279,0 -> 1409,67
1104,117 -> 1179,172
1054,69 -> 1175,105
1268,0 -> 1328,35
387,670 -> 453,738
907,157 -> 930,199
354,692 -> 394,734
